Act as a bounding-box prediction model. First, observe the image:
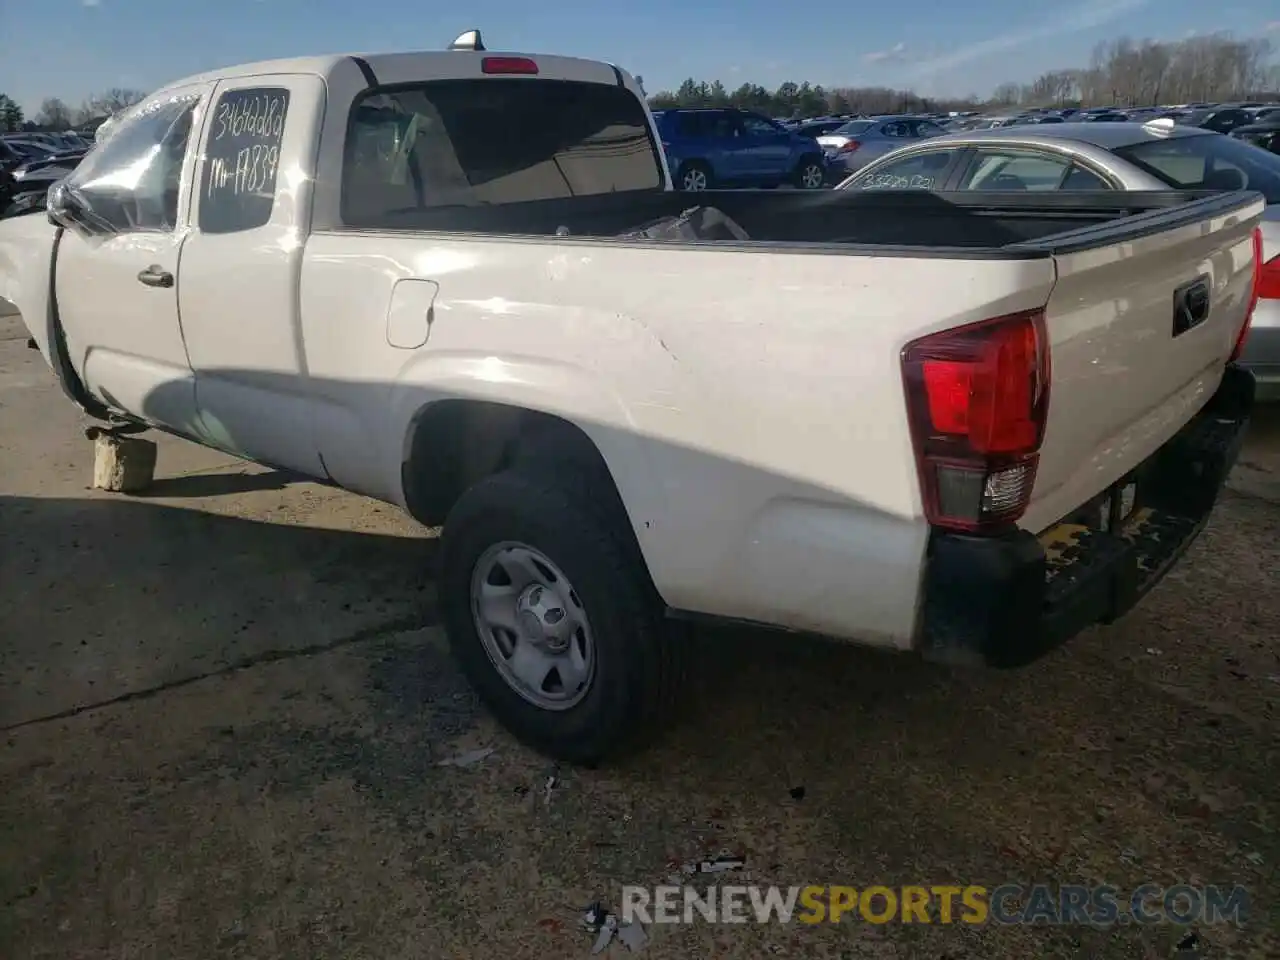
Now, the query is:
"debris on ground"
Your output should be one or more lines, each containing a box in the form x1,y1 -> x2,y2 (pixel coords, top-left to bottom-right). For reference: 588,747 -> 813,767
581,902 -> 648,954
591,914 -> 618,954
1174,930 -> 1202,956
666,854 -> 747,885
436,747 -> 495,768
683,855 -> 746,875
615,919 -> 649,951
544,770 -> 560,806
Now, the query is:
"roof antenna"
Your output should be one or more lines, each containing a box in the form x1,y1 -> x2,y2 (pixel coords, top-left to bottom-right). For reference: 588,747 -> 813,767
448,30 -> 485,52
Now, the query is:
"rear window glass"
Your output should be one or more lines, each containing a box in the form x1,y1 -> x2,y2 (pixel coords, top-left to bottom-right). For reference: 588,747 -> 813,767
342,79 -> 662,226
1114,134 -> 1280,204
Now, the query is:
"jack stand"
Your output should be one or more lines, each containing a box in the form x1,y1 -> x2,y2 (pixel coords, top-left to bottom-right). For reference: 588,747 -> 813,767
86,424 -> 157,493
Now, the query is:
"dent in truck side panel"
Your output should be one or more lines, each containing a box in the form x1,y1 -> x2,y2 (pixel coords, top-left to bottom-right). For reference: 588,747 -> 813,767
298,231 -> 1056,647
0,213 -> 57,362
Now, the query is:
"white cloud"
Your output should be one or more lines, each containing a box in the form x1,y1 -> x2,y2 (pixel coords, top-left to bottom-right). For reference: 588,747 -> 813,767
864,42 -> 907,64
904,0 -> 1153,79
82,0 -> 101,6
1264,21 -> 1280,32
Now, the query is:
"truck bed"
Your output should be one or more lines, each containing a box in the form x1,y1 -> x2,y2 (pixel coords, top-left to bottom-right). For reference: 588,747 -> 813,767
338,188 -> 1253,254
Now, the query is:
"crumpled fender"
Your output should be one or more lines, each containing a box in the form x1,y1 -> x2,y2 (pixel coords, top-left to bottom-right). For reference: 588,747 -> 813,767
387,347 -> 667,551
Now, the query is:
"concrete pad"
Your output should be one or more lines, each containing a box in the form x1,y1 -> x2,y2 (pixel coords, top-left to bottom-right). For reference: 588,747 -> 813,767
1,333 -> 1277,959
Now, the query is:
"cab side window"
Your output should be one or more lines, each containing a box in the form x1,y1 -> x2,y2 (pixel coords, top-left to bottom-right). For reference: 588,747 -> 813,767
64,94 -> 200,233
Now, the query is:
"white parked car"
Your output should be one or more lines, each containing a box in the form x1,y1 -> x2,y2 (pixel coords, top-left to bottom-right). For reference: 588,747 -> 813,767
0,41 -> 1268,762
834,121 -> 1280,399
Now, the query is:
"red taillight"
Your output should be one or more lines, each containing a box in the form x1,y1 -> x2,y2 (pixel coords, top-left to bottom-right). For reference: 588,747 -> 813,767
902,309 -> 1051,533
481,56 -> 538,75
1258,255 -> 1280,300
839,140 -> 861,153
1233,227 -> 1265,362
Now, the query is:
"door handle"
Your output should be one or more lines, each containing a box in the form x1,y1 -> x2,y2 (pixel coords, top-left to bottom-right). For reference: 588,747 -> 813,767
137,265 -> 174,288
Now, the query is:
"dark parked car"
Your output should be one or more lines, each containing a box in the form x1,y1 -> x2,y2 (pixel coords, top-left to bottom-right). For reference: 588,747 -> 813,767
654,108 -> 827,190
793,118 -> 852,138
1232,117 -> 1280,156
1180,106 -> 1255,134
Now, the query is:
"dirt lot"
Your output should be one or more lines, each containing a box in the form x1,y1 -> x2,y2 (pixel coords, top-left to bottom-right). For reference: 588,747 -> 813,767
1,312 -> 1277,959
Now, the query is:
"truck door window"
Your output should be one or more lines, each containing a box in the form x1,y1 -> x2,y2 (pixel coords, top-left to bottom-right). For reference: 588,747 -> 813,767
198,87 -> 291,234
61,94 -> 200,234
341,78 -> 663,227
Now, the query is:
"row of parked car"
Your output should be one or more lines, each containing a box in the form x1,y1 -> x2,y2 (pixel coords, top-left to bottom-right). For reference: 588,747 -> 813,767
0,130 -> 95,216
653,101 -> 1280,193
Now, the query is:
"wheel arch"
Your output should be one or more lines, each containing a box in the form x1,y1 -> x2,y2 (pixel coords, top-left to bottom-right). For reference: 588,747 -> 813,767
399,396 -> 664,596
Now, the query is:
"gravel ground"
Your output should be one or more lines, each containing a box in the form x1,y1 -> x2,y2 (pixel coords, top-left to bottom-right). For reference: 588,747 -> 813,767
1,313 -> 1277,959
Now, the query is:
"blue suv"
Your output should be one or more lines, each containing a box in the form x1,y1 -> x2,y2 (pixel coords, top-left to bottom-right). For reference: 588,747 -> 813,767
654,109 -> 827,190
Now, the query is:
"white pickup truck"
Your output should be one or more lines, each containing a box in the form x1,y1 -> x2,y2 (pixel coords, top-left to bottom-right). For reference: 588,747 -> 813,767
0,36 -> 1267,763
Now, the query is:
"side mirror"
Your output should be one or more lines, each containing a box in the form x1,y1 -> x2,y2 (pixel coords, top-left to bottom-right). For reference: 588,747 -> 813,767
46,180 -> 76,229
46,180 -> 107,236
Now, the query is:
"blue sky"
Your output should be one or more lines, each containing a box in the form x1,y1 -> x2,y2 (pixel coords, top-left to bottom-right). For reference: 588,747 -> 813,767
1,0 -> 1278,113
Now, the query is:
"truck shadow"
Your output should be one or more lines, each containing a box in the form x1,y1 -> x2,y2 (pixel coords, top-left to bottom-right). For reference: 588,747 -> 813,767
131,469 -> 298,498
0,493 -> 437,729
0,487 -> 934,737
2,489 -> 1276,960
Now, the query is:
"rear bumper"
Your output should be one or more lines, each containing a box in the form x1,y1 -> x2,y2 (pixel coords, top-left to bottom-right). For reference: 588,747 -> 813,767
918,364 -> 1254,668
1238,312 -> 1280,401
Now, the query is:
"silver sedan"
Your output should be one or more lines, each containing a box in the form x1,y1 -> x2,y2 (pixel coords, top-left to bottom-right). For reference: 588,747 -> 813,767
815,116 -> 948,182
834,122 -> 1280,400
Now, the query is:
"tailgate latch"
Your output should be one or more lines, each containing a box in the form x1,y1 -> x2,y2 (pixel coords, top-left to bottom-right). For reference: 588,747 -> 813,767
1172,274 -> 1211,337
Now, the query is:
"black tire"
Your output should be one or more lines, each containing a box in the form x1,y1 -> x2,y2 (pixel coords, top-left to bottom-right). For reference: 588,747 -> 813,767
676,160 -> 713,192
439,464 -> 683,764
793,155 -> 826,189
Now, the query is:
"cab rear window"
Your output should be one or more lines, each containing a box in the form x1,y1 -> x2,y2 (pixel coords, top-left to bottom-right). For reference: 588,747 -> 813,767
342,78 -> 663,226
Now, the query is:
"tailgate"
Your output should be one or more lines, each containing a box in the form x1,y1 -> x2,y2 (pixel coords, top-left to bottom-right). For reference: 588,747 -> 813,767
1021,192 -> 1264,531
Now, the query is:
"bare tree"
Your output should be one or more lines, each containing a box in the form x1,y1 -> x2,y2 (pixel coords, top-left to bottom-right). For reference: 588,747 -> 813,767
1023,70 -> 1079,106
73,87 -> 147,126
990,82 -> 1021,105
35,97 -> 74,129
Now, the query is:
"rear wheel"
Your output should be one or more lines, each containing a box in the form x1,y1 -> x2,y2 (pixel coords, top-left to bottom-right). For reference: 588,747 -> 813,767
676,161 -> 712,191
439,464 -> 683,764
794,156 -> 826,189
